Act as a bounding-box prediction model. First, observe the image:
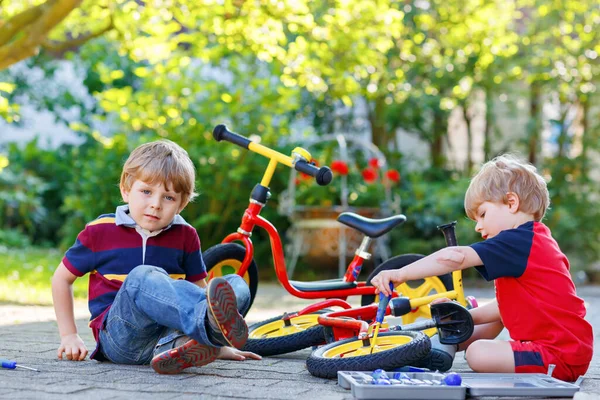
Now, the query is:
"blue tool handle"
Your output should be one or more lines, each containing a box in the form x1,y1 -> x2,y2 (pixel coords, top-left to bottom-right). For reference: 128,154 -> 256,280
375,283 -> 395,323
1,359 -> 17,369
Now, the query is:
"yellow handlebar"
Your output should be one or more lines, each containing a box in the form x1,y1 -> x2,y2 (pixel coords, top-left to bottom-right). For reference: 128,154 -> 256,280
213,124 -> 332,188
247,142 -> 312,168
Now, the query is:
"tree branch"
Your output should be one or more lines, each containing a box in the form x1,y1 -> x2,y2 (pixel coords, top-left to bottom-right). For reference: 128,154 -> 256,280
0,0 -> 83,71
42,16 -> 114,57
0,1 -> 53,46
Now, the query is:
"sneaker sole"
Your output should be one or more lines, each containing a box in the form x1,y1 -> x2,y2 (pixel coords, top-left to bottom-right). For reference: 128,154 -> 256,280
207,277 -> 248,349
151,339 -> 218,374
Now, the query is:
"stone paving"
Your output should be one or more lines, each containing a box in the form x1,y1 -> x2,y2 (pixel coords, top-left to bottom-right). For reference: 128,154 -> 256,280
0,284 -> 598,399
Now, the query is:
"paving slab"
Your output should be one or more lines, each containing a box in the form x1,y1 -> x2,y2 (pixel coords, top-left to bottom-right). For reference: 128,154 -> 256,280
0,284 -> 598,399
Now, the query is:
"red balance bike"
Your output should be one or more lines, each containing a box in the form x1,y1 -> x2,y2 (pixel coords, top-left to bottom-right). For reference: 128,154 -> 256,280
241,220 -> 475,372
204,125 -> 475,328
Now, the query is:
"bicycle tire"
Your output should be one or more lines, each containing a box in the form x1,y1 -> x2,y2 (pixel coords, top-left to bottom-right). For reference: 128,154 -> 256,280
243,312 -> 327,356
306,331 -> 431,379
203,243 -> 259,316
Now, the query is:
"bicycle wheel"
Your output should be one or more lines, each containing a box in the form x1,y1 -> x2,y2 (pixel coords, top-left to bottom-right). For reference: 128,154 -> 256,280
361,254 -> 453,336
243,312 -> 327,356
306,331 -> 431,379
203,243 -> 259,316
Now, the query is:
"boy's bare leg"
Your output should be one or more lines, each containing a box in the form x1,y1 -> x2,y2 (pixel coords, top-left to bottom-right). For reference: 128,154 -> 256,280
458,320 -> 504,350
465,339 -> 515,373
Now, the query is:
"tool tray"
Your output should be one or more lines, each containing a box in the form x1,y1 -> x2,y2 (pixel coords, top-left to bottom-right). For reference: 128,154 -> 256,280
338,371 -> 581,399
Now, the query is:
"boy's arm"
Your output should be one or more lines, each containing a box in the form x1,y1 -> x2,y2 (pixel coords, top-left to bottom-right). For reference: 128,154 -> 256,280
470,298 -> 501,325
372,246 -> 483,296
52,262 -> 88,361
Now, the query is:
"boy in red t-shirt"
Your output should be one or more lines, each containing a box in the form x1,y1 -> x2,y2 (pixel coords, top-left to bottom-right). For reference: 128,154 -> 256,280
372,154 -> 593,382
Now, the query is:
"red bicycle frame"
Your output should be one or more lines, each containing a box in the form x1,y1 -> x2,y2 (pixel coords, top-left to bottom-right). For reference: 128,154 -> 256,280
221,200 -> 378,299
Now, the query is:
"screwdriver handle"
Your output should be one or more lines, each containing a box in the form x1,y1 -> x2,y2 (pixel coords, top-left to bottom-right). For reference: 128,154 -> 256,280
1,359 -> 17,369
0,359 -> 38,371
375,283 -> 395,323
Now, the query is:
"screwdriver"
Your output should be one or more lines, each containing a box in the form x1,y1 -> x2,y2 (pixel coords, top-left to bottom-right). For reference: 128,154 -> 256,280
370,282 -> 394,354
1,359 -> 39,372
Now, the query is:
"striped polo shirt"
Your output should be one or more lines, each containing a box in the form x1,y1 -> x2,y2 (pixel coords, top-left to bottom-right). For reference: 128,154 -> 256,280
63,205 -> 207,356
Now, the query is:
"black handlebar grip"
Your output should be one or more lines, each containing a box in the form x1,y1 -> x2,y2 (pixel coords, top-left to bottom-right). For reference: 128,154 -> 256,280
295,160 -> 333,186
213,124 -> 252,149
437,221 -> 458,247
316,166 -> 333,186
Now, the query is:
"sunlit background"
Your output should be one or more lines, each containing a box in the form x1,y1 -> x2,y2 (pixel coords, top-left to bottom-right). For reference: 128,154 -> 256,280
1,0 -> 599,305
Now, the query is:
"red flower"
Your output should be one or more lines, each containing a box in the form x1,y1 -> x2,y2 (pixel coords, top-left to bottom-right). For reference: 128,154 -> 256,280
299,172 -> 312,181
331,160 -> 349,176
368,157 -> 381,169
386,169 -> 401,183
362,167 -> 378,184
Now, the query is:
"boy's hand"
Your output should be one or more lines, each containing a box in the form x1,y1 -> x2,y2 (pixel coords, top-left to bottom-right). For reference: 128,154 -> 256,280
371,270 -> 401,297
57,333 -> 88,361
216,346 -> 262,361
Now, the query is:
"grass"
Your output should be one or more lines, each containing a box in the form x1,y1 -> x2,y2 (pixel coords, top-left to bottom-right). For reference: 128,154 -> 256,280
0,246 -> 88,305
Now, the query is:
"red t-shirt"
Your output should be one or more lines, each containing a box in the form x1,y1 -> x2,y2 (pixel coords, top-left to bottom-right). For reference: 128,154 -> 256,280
470,221 -> 593,372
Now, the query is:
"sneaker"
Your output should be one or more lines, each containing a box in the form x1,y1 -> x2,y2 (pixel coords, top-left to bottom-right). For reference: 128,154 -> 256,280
151,333 -> 218,374
205,277 -> 248,349
412,334 -> 457,372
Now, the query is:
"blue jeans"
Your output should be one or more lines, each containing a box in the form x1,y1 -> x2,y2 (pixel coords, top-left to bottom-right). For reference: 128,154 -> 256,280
98,265 -> 250,365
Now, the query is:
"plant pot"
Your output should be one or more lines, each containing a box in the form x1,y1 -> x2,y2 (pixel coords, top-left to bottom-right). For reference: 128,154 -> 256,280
288,206 -> 383,273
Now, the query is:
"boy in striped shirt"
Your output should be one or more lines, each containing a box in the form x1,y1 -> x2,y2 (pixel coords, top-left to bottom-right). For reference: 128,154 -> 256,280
52,139 -> 260,374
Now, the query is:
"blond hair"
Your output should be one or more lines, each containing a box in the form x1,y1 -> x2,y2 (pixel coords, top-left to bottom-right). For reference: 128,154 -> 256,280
120,140 -> 197,205
464,154 -> 550,221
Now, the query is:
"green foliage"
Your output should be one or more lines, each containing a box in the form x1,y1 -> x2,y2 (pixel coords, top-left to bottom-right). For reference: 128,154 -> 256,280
59,134 -> 130,248
0,228 -> 32,248
0,246 -> 87,305
0,167 -> 48,239
389,171 -> 480,256
5,140 -> 76,245
2,0 -> 600,280
544,155 -> 600,272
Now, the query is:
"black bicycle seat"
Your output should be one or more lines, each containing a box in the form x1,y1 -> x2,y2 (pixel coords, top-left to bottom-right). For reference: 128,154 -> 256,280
337,212 -> 406,238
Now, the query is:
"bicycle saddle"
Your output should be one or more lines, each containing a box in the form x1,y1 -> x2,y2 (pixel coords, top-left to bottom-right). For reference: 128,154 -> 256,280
337,212 -> 406,238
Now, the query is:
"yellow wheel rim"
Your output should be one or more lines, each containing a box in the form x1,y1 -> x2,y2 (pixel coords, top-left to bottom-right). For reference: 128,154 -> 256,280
322,334 -> 414,358
396,277 -> 448,337
250,314 -> 321,339
208,259 -> 251,287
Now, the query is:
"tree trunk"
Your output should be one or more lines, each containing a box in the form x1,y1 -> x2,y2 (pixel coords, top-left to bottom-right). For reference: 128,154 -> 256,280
528,82 -> 541,165
483,85 -> 493,161
556,105 -> 570,159
368,96 -> 388,149
431,108 -> 447,169
462,101 -> 473,175
580,95 -> 590,181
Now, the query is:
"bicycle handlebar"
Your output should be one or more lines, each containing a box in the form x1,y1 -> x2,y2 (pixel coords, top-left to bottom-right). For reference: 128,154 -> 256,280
213,124 -> 333,186
294,159 -> 333,186
213,124 -> 251,149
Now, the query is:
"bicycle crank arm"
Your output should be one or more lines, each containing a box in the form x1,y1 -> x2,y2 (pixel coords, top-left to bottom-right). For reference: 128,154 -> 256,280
389,302 -> 474,345
389,320 -> 436,332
